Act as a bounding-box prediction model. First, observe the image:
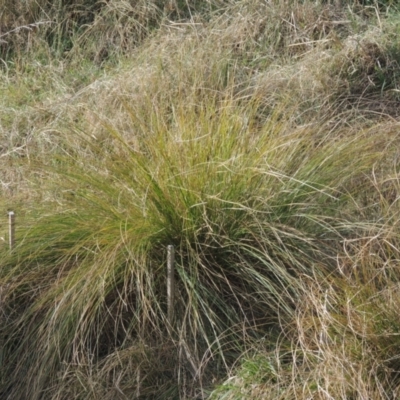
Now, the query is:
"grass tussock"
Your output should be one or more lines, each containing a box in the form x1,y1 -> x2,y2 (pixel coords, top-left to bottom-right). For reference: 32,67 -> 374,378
1,0 -> 400,398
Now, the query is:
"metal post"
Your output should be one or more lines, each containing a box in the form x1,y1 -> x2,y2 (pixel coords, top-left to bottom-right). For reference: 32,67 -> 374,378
167,245 -> 175,323
8,211 -> 15,251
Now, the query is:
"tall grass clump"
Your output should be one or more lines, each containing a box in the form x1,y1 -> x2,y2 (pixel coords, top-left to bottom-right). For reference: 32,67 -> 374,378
0,88 -> 392,398
2,0 -> 400,398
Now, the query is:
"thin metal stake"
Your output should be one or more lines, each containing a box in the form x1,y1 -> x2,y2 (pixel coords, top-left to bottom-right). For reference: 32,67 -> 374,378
8,211 -> 15,251
167,245 -> 175,323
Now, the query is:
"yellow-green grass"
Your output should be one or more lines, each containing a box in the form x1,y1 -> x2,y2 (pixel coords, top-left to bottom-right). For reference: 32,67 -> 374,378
1,92 -> 396,398
1,0 -> 400,398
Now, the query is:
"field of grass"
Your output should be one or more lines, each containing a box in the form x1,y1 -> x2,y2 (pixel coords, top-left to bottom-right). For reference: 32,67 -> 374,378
1,0 -> 400,398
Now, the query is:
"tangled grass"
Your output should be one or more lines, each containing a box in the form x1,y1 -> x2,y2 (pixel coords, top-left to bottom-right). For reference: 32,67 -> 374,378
1,0 -> 400,399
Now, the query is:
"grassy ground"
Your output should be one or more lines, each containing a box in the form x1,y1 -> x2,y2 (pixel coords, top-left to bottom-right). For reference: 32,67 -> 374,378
1,0 -> 400,398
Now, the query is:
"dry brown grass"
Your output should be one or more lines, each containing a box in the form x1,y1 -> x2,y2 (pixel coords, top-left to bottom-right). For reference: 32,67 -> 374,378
1,1 -> 400,398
